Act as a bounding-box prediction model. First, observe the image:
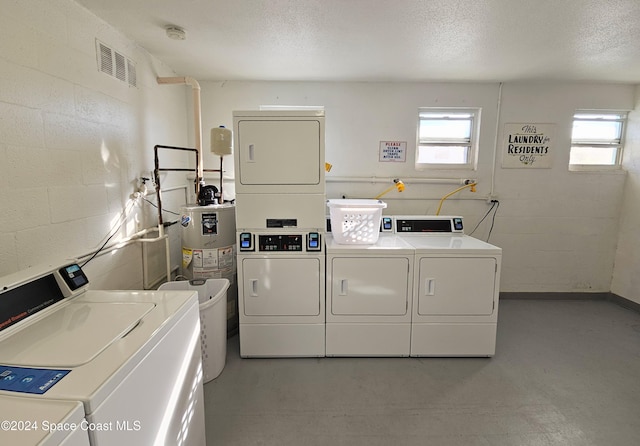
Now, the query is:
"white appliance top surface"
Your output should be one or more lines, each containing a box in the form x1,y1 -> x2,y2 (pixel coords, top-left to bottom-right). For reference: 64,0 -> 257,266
0,395 -> 86,445
234,109 -> 324,117
401,234 -> 502,254
0,289 -> 198,404
326,234 -> 414,254
0,302 -> 154,367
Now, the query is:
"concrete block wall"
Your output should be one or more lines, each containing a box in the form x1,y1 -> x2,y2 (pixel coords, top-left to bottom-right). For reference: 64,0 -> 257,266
612,86 -> 640,304
0,0 -> 190,288
199,80 -> 637,294
491,83 -> 631,293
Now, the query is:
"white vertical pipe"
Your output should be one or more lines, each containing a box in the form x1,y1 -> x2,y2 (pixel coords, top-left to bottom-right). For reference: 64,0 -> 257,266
189,78 -> 203,182
164,233 -> 172,284
490,82 -> 503,197
156,222 -> 171,284
156,76 -> 203,183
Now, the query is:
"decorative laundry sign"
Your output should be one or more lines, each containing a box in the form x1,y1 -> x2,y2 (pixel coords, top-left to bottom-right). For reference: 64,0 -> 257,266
379,141 -> 407,162
502,123 -> 555,168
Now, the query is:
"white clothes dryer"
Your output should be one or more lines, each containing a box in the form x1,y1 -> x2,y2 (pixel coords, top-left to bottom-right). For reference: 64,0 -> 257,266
325,216 -> 415,356
0,262 -> 206,445
395,216 -> 502,357
237,230 -> 325,357
0,395 -> 89,446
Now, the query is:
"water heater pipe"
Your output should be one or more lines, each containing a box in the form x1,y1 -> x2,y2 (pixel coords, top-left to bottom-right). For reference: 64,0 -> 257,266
156,76 -> 203,190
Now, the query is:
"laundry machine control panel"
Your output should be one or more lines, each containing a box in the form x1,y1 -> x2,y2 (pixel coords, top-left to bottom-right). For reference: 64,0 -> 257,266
57,263 -> 89,294
396,216 -> 464,233
259,234 -> 303,251
306,232 -> 322,251
0,263 -> 88,334
381,216 -> 394,232
239,232 -> 322,252
239,232 -> 254,251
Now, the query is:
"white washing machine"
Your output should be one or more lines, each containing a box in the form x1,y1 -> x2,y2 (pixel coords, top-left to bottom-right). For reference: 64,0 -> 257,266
395,216 -> 502,357
0,262 -> 206,445
325,216 -> 414,356
0,395 -> 89,445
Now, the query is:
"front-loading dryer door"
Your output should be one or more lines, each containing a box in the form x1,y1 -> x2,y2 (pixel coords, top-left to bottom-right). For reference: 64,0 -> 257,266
331,257 -> 409,315
242,258 -> 321,316
237,120 -> 321,186
417,257 -> 496,316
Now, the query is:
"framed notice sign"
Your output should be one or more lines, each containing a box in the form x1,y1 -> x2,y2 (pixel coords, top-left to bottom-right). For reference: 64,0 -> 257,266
502,123 -> 555,168
379,141 -> 406,162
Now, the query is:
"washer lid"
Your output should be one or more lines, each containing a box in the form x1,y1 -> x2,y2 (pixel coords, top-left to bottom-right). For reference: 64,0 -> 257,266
0,396 -> 86,445
0,302 -> 155,368
403,235 -> 501,254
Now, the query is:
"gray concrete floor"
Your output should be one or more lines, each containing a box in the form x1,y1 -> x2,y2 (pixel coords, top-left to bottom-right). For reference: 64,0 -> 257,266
204,299 -> 640,445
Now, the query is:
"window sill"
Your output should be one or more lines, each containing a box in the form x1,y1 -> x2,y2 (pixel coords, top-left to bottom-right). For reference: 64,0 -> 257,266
568,165 -> 626,174
415,164 -> 476,171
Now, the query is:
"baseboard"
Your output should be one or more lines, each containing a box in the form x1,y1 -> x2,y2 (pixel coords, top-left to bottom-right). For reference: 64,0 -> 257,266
499,291 -> 640,314
607,293 -> 640,313
500,292 -> 608,300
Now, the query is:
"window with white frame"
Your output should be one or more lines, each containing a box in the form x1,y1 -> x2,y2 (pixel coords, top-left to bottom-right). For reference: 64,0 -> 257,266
570,111 -> 627,169
416,108 -> 479,170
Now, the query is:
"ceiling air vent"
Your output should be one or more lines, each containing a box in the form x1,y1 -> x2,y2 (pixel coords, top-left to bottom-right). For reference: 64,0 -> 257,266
96,40 -> 137,88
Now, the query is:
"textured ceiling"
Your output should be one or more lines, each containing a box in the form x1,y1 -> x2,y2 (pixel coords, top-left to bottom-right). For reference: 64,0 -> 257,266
76,0 -> 640,83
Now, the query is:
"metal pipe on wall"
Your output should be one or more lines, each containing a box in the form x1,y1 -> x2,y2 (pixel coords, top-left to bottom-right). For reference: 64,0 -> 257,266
326,176 -> 474,185
153,144 -> 199,226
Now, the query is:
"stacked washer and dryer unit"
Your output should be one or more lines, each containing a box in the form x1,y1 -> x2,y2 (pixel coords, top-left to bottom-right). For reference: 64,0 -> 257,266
233,110 -> 326,357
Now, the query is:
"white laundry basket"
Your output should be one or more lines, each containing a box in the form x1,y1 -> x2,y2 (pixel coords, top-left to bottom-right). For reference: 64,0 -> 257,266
327,199 -> 387,244
159,278 -> 230,383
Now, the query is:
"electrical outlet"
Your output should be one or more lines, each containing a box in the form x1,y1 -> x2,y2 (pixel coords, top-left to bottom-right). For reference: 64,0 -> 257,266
486,195 -> 498,204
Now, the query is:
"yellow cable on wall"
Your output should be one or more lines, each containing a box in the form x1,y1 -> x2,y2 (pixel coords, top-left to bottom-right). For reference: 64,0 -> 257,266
436,182 -> 477,215
374,179 -> 405,199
